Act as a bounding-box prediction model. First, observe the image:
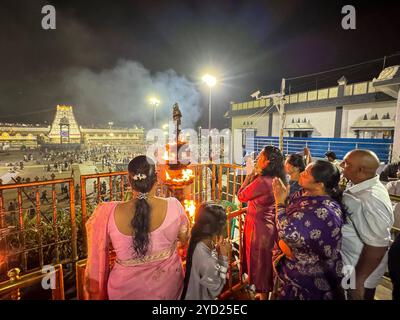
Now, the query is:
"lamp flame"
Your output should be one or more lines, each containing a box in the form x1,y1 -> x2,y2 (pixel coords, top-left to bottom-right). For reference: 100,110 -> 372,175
184,200 -> 196,223
163,151 -> 169,161
165,168 -> 194,184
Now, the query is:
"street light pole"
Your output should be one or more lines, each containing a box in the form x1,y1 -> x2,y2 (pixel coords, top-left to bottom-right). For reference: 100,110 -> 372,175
153,104 -> 156,128
263,78 -> 286,152
149,98 -> 160,128
208,86 -> 212,131
202,74 -> 216,131
201,74 -> 216,162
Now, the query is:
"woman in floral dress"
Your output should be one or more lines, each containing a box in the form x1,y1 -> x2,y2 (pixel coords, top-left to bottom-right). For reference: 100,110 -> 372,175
272,160 -> 346,300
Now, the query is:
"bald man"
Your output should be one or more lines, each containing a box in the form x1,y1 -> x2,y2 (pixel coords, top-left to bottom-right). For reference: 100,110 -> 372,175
340,150 -> 394,300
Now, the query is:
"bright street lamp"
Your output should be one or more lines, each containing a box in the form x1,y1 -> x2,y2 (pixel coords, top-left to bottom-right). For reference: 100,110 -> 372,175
202,74 -> 216,131
202,74 -> 216,87
149,97 -> 160,128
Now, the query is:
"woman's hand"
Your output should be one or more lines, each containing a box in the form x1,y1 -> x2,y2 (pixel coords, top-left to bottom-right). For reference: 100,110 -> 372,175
245,158 -> 255,175
303,147 -> 312,165
216,236 -> 231,257
249,164 -> 263,181
243,167 -> 258,185
272,177 -> 289,205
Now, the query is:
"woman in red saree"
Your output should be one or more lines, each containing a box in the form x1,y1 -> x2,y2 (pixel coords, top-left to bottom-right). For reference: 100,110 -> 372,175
237,146 -> 286,300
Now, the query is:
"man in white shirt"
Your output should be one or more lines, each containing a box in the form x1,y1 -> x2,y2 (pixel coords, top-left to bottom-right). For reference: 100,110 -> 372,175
340,150 -> 394,300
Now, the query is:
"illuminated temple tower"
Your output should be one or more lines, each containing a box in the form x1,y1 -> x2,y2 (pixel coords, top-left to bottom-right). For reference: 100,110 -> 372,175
48,105 -> 82,144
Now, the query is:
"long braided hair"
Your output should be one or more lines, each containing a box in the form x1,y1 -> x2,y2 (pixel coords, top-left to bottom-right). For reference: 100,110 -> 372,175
128,155 -> 157,257
181,203 -> 226,300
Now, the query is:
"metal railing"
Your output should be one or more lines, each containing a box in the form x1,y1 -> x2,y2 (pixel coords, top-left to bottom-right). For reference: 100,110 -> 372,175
80,171 -> 130,254
79,163 -> 245,245
187,164 -> 245,204
176,163 -> 248,298
75,253 -> 116,300
0,178 -> 78,282
219,206 -> 247,299
0,264 -> 64,300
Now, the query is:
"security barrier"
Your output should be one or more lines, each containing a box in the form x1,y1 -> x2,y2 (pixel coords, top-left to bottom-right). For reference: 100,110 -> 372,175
0,178 -> 78,281
0,264 -> 64,300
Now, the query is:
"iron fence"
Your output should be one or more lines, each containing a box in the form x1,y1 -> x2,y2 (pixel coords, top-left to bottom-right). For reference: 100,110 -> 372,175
0,178 -> 77,282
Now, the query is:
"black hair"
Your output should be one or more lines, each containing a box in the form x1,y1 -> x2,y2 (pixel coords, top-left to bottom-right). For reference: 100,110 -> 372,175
325,151 -> 337,160
310,160 -> 346,216
181,202 -> 226,300
286,153 -> 306,172
128,155 -> 157,257
260,146 -> 287,182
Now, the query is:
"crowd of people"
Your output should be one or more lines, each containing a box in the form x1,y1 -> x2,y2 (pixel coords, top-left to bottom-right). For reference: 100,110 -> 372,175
1,146 -> 140,180
240,147 -> 396,300
0,146 -> 143,228
84,147 -> 398,300
36,147 -> 135,172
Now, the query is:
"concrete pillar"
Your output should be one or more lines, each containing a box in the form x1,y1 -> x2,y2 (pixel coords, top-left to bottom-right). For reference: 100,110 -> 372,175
341,107 -> 349,138
233,129 -> 244,164
334,106 -> 343,138
391,90 -> 400,162
268,113 -> 273,136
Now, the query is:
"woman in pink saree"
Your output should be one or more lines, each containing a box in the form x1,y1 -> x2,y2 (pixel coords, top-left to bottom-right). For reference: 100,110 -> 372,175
84,155 -> 189,300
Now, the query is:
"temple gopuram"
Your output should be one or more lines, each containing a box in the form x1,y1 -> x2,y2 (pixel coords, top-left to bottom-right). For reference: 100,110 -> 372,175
0,105 -> 145,150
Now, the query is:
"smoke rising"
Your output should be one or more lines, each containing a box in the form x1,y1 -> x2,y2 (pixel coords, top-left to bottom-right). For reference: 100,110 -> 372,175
63,60 -> 201,128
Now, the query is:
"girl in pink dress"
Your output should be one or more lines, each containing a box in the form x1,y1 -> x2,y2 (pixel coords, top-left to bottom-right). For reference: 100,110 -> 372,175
84,156 -> 189,300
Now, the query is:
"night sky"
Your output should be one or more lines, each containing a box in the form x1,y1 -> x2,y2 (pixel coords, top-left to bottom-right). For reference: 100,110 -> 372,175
0,0 -> 399,129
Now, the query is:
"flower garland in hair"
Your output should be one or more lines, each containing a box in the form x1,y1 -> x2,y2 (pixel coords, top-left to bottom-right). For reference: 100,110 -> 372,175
133,173 -> 147,181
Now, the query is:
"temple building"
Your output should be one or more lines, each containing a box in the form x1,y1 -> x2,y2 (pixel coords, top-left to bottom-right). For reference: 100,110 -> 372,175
0,105 -> 145,150
48,105 -> 82,144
